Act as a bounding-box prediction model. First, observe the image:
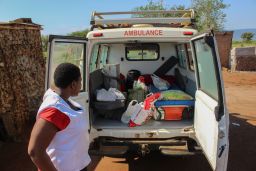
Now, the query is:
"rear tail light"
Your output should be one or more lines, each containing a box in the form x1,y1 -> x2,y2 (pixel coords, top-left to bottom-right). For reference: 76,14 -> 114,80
183,31 -> 194,35
93,33 -> 103,37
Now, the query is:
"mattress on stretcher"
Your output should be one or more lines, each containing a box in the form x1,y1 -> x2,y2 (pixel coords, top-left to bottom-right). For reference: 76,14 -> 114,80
154,100 -> 194,107
154,89 -> 194,107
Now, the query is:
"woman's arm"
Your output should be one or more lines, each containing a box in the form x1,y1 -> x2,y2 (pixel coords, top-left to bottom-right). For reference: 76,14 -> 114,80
28,118 -> 58,171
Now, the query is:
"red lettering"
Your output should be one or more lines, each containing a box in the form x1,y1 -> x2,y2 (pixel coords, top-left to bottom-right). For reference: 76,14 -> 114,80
159,30 -> 163,35
124,30 -> 163,37
129,31 -> 134,36
149,30 -> 152,35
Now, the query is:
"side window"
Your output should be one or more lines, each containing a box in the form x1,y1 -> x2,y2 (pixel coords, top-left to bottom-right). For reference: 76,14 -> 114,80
194,38 -> 219,100
126,43 -> 159,61
90,44 -> 99,72
98,45 -> 109,68
185,43 -> 194,71
50,42 -> 85,90
176,44 -> 187,69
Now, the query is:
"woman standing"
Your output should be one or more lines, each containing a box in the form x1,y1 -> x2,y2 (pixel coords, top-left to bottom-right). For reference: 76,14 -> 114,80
28,63 -> 91,171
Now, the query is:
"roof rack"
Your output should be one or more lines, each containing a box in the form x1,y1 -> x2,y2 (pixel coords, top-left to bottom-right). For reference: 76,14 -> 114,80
90,10 -> 195,30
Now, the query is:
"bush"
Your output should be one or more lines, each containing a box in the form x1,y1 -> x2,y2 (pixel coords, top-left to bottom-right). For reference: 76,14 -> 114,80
241,32 -> 254,42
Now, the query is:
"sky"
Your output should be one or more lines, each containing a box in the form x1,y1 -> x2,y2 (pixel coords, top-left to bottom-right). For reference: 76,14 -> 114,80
0,0 -> 256,35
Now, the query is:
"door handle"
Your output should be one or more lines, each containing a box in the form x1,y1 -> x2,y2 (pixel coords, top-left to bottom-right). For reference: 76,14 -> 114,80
218,144 -> 226,158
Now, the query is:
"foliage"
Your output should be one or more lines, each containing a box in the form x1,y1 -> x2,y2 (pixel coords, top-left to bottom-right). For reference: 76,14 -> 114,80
67,29 -> 90,37
191,0 -> 229,32
133,0 -> 165,17
41,35 -> 48,55
133,0 -> 229,32
241,32 -> 255,42
132,0 -> 185,18
232,40 -> 256,48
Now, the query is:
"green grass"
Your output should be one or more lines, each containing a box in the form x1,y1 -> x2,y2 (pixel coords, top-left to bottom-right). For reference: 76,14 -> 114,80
232,40 -> 256,48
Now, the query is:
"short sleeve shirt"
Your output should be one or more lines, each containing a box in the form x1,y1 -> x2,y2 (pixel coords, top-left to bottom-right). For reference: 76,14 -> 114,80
39,107 -> 70,130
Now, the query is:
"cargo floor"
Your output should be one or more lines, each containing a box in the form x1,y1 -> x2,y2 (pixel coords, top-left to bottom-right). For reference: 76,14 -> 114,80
92,117 -> 193,130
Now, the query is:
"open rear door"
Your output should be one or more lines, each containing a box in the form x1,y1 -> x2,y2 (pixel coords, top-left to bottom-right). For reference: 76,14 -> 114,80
46,35 -> 89,127
190,33 -> 229,171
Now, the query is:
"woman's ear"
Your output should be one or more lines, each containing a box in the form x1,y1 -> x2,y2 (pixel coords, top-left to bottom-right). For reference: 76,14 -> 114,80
70,81 -> 76,89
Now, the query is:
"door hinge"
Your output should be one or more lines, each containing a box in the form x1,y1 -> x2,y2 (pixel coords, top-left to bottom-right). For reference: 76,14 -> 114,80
214,106 -> 221,121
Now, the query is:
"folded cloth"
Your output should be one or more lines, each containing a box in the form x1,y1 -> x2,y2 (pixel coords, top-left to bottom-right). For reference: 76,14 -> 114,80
109,88 -> 126,100
96,88 -> 125,101
96,89 -> 116,101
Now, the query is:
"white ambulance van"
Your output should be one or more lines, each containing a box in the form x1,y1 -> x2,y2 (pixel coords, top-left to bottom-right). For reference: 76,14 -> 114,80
46,10 -> 229,171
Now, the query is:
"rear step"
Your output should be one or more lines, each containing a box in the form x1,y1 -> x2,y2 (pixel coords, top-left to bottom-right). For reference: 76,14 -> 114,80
89,145 -> 128,157
89,138 -> 201,157
160,145 -> 202,156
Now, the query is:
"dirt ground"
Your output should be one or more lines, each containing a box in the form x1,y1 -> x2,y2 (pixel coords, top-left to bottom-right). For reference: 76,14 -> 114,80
0,70 -> 255,171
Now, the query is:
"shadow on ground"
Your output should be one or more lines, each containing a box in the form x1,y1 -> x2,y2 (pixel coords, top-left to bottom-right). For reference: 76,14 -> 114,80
125,152 -> 211,171
227,113 -> 256,171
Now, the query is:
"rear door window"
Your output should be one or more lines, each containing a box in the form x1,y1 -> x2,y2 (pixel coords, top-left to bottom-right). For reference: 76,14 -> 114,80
48,38 -> 86,90
193,38 -> 219,100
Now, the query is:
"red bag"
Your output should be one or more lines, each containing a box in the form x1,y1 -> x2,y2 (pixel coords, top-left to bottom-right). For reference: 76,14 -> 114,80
139,74 -> 176,86
144,93 -> 161,110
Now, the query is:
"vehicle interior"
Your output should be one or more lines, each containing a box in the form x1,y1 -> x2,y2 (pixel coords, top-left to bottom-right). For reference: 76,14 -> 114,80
89,41 -> 197,130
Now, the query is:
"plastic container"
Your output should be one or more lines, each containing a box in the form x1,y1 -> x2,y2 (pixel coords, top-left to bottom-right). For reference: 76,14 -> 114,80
129,102 -> 152,127
121,100 -> 140,124
163,106 -> 185,120
154,106 -> 186,120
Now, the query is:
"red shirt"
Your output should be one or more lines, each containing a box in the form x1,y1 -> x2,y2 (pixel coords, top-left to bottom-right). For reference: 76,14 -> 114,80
39,107 -> 70,130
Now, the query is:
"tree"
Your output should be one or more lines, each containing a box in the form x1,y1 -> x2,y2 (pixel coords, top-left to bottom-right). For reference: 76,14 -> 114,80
133,0 -> 229,31
133,0 -> 185,18
133,0 -> 165,17
241,32 -> 254,42
191,0 -> 229,31
67,29 -> 90,37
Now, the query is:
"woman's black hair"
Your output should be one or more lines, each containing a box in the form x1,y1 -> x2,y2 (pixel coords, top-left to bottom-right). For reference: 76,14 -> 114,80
54,63 -> 81,89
